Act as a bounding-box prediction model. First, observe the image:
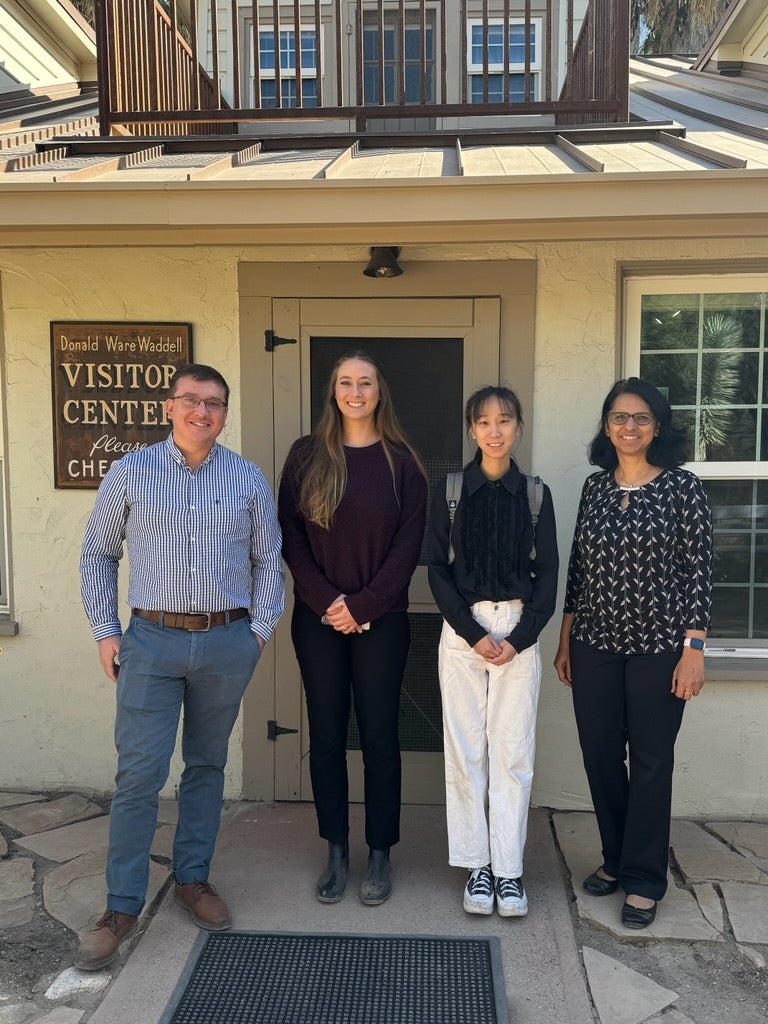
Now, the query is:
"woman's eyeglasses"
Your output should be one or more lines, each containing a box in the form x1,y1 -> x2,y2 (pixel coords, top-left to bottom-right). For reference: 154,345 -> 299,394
607,412 -> 654,426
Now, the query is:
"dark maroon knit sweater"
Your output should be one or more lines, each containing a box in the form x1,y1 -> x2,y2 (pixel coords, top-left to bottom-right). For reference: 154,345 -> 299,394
278,437 -> 427,626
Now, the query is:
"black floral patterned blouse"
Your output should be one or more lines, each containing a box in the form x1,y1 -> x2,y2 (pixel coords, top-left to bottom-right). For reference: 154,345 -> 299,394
564,468 -> 713,654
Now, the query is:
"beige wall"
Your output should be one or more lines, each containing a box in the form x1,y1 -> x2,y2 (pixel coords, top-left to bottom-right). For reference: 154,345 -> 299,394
1,237 -> 767,817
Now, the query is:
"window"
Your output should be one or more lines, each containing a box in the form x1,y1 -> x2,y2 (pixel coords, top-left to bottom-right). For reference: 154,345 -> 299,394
362,11 -> 435,104
467,19 -> 541,103
249,26 -> 319,108
625,275 -> 768,652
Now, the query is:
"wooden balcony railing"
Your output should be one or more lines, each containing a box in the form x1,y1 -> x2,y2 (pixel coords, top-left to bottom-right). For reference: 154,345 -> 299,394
94,0 -> 630,137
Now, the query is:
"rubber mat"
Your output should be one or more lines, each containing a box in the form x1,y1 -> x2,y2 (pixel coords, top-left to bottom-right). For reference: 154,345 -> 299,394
160,931 -> 509,1024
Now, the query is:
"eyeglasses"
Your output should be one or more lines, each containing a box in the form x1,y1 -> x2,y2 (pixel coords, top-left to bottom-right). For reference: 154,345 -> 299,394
607,412 -> 655,426
171,394 -> 228,412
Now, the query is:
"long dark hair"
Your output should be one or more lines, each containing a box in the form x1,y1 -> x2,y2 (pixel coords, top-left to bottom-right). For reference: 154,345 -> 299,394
588,377 -> 687,470
298,350 -> 426,529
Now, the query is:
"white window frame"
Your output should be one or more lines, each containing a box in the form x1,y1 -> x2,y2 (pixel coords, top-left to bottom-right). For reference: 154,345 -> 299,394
624,272 -> 768,659
466,17 -> 542,103
247,23 -> 322,108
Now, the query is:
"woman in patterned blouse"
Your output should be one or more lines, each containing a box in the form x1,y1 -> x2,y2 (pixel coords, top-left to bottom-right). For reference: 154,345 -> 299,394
554,377 -> 712,930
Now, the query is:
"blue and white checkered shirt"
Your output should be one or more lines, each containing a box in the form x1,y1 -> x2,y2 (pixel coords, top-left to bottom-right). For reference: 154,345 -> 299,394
81,435 -> 284,643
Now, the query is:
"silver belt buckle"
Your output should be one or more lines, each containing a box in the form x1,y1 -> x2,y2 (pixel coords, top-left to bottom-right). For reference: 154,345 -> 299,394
188,612 -> 212,632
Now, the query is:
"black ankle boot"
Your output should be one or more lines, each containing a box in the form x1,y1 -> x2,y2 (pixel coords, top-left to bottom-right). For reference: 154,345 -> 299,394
316,841 -> 349,903
359,847 -> 391,906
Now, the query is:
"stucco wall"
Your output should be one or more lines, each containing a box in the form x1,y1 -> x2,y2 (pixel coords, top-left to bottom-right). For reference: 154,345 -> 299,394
0,248 -> 247,798
1,238 -> 767,817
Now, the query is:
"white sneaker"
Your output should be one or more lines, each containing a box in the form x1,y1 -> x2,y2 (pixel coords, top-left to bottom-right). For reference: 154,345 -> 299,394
495,876 -> 528,917
463,866 -> 495,915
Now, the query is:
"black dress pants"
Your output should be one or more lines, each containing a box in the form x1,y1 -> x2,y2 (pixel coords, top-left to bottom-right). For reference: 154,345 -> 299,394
569,638 -> 686,900
291,600 -> 410,850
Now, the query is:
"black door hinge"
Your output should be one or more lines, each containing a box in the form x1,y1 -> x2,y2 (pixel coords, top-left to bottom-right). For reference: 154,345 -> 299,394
265,330 -> 298,352
267,719 -> 299,741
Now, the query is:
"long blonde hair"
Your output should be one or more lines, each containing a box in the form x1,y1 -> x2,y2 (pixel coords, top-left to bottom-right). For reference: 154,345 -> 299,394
298,350 -> 426,529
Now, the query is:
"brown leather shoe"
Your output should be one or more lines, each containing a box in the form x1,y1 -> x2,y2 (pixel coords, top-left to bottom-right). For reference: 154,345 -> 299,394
175,881 -> 232,931
75,909 -> 138,971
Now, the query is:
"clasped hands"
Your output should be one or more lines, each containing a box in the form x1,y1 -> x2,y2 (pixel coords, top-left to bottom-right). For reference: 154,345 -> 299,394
325,595 -> 364,634
473,634 -> 517,665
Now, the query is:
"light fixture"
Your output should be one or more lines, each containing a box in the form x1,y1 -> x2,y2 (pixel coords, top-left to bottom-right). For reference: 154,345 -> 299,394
363,246 -> 403,278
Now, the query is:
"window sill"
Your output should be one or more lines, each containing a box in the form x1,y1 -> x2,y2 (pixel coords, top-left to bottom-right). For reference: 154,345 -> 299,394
705,657 -> 768,681
0,616 -> 19,636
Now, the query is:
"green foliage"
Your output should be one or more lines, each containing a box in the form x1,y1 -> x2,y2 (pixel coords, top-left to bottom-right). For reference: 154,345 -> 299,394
697,314 -> 743,461
71,0 -> 95,26
631,0 -> 731,55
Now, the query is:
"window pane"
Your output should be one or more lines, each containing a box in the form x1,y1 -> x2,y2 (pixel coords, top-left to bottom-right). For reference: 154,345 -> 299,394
510,24 -> 533,63
703,479 -> 768,638
702,350 -> 757,404
301,31 -> 316,70
674,408 -> 696,462
640,294 -> 699,351
710,587 -> 750,637
405,26 -> 432,60
487,25 -> 504,64
753,588 -> 768,639
713,535 -> 751,584
754,534 -> 768,585
259,32 -> 276,70
702,295 -> 762,348
702,409 -> 756,461
280,31 -> 296,71
471,25 -> 484,64
640,352 -> 698,405
509,74 -> 535,102
470,75 -> 484,102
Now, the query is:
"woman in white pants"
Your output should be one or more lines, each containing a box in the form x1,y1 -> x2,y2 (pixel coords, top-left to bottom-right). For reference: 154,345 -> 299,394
428,386 -> 558,916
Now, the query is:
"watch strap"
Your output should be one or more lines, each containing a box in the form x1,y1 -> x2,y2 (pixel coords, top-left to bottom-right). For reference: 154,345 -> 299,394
683,637 -> 706,651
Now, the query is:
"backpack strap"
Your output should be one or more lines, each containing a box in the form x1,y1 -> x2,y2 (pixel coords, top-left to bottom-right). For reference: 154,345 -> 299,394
445,471 -> 543,565
525,474 -> 543,560
445,471 -> 463,564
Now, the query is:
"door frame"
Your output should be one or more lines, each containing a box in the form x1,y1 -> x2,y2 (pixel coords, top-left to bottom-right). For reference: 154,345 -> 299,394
271,296 -> 500,803
237,259 -> 537,802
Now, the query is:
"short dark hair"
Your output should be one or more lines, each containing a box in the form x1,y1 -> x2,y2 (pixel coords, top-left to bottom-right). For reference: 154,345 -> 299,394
465,385 -> 524,434
588,377 -> 687,470
169,363 -> 229,405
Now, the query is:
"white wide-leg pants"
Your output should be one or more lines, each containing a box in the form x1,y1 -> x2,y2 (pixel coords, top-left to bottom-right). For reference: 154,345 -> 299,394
438,600 -> 542,879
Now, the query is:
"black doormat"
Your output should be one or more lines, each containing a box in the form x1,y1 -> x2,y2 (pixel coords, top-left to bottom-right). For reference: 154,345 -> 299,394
160,931 -> 509,1024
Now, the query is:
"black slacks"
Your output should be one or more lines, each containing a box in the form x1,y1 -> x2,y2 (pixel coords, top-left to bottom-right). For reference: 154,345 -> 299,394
291,600 -> 410,850
569,638 -> 686,900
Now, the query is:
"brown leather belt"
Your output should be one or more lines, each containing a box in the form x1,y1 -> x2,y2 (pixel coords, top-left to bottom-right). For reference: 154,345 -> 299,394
132,608 -> 249,632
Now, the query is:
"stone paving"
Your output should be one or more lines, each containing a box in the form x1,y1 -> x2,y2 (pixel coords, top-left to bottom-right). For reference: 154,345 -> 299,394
0,792 -> 766,1024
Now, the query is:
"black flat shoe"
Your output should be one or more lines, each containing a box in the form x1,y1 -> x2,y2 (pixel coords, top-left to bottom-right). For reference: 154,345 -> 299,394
583,869 -> 619,897
359,848 -> 391,906
621,900 -> 657,929
316,841 -> 349,903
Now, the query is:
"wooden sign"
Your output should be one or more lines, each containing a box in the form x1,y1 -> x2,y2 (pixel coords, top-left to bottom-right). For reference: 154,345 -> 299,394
50,322 -> 192,488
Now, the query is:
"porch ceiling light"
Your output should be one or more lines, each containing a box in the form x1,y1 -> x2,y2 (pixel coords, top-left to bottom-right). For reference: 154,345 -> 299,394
363,246 -> 403,278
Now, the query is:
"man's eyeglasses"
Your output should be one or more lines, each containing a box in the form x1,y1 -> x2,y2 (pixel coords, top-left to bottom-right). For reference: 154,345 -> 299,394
607,412 -> 654,426
171,394 -> 228,412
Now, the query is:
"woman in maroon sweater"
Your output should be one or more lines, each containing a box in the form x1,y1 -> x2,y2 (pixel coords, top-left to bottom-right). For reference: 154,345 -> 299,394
278,351 -> 427,906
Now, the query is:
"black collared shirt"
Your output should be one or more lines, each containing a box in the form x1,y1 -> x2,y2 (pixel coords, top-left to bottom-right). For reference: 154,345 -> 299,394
428,457 -> 559,652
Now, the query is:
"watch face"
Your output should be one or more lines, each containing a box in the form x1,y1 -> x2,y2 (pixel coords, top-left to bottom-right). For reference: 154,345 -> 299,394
687,638 -> 705,650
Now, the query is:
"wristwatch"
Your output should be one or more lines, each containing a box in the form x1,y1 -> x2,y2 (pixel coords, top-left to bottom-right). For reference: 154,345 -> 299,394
683,637 -> 706,651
